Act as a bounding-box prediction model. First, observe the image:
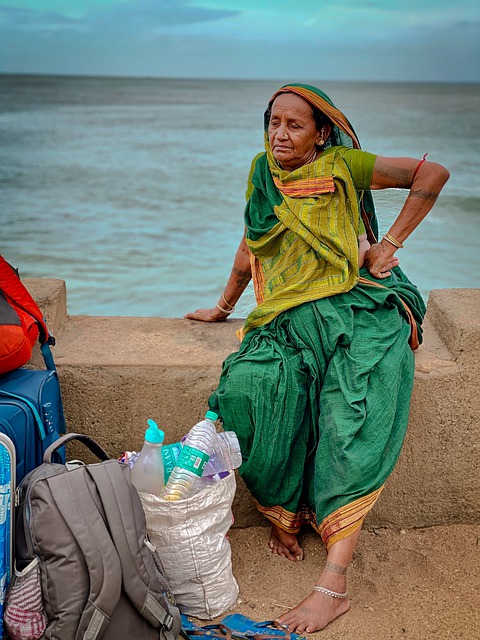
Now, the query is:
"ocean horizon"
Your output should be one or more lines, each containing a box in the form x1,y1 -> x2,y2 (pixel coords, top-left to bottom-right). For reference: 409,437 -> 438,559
1,74 -> 479,318
2,71 -> 479,84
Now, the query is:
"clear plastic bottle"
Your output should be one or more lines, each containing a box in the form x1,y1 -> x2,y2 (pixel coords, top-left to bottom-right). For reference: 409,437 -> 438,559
161,411 -> 217,501
131,419 -> 165,497
203,431 -> 242,476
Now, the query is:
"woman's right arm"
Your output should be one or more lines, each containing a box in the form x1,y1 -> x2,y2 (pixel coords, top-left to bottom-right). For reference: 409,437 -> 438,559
184,232 -> 252,322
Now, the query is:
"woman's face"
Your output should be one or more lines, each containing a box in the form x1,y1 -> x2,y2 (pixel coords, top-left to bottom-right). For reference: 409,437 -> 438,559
268,93 -> 324,171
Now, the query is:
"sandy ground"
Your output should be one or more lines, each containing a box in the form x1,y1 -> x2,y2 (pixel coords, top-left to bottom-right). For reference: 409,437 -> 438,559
208,524 -> 480,640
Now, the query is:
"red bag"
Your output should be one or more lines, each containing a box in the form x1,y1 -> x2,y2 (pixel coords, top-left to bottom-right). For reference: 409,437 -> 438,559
0,256 -> 51,375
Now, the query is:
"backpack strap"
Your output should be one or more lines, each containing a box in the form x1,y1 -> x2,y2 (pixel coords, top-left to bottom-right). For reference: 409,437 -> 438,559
47,465 -> 123,640
87,462 -> 182,640
40,341 -> 56,371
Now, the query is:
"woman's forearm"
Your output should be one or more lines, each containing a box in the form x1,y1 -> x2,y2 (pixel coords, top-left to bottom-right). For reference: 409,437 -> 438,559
364,156 -> 449,279
218,234 -> 252,310
371,156 -> 450,245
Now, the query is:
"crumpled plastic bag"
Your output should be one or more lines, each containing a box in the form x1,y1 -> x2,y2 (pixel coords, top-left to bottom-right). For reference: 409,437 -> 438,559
4,559 -> 48,640
139,472 -> 239,619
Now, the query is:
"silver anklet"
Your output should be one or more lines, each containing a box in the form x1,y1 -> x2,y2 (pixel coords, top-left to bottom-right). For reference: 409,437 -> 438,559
312,585 -> 348,599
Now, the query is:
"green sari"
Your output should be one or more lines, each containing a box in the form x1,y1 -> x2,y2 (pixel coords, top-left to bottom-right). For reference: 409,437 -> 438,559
209,84 -> 426,548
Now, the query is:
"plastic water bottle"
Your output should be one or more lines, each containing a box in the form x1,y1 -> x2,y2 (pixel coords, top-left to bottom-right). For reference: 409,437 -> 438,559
131,419 -> 165,497
161,432 -> 241,483
203,431 -> 242,476
161,411 -> 218,500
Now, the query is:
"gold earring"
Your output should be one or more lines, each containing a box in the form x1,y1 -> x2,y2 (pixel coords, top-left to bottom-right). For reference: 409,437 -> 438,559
318,139 -> 325,146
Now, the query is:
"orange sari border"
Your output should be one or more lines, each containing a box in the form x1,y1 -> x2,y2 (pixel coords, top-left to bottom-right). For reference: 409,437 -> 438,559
236,253 -> 265,342
272,175 -> 336,198
319,486 -> 384,549
254,486 -> 384,548
250,253 -> 265,305
253,499 -> 314,534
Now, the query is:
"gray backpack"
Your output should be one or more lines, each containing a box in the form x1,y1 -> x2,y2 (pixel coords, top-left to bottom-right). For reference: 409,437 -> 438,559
13,433 -> 184,640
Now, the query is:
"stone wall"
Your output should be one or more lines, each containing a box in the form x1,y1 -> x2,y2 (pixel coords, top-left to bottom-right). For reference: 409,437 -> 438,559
25,279 -> 480,529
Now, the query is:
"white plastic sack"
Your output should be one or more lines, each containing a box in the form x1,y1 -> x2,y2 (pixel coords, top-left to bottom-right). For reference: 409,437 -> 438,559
140,472 -> 239,620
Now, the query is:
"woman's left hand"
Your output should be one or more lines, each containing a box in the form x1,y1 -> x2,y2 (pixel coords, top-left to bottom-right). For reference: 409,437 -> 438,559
364,241 -> 400,279
184,306 -> 229,322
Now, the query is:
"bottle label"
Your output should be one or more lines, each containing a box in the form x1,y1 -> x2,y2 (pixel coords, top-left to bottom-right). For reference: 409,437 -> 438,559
177,445 -> 210,477
162,443 -> 182,482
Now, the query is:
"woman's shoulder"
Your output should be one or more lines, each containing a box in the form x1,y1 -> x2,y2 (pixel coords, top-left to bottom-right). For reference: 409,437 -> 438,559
324,146 -> 377,189
251,151 -> 266,167
323,145 -> 374,158
247,151 -> 267,178
245,152 -> 267,200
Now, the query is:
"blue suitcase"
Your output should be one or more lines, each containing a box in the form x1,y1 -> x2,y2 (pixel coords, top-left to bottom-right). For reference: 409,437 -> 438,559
0,433 -> 15,639
0,343 -> 66,486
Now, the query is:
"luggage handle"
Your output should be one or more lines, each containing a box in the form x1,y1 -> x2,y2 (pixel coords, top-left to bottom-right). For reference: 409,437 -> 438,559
43,433 -> 111,464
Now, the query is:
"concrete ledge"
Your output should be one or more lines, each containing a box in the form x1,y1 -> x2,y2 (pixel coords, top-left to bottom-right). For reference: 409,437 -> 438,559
422,289 -> 480,365
24,280 -> 480,530
377,289 -> 480,528
23,278 -> 67,341
23,278 -> 68,369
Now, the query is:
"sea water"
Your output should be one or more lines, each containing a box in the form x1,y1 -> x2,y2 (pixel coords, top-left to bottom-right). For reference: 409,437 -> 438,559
1,75 -> 479,318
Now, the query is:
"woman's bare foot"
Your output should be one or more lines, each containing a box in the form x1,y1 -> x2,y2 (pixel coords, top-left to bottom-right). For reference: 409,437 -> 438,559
268,525 -> 304,562
277,525 -> 358,632
276,588 -> 350,634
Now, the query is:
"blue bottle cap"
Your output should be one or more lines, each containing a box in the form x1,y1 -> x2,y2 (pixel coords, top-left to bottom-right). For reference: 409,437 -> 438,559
205,410 -> 218,421
145,419 -> 164,444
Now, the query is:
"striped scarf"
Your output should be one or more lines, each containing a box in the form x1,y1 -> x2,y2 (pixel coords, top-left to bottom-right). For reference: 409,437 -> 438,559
242,84 -> 378,336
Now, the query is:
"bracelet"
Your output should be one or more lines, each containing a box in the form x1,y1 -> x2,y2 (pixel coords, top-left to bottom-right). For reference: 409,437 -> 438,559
221,294 -> 235,311
383,232 -> 404,249
216,303 -> 234,315
412,153 -> 428,179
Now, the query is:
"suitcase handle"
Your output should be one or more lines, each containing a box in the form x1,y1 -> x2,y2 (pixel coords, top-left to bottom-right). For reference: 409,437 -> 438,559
43,433 -> 111,464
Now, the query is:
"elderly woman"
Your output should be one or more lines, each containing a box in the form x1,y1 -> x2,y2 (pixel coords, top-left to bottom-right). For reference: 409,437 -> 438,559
185,84 -> 449,633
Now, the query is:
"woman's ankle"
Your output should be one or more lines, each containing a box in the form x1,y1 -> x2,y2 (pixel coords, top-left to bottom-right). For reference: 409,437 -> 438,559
316,565 -> 348,592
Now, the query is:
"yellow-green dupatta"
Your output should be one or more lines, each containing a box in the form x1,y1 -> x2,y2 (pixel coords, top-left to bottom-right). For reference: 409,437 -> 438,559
244,143 -> 363,334
241,83 -> 380,336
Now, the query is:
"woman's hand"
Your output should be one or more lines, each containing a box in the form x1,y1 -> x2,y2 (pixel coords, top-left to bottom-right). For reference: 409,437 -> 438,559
184,307 -> 230,322
184,233 -> 252,323
363,240 -> 400,279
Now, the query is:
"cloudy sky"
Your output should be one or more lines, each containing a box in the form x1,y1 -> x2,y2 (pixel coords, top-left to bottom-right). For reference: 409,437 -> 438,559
1,0 -> 478,82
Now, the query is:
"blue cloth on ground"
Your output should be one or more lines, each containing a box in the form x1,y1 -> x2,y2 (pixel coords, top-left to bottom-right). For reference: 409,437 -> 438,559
181,613 -> 305,640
